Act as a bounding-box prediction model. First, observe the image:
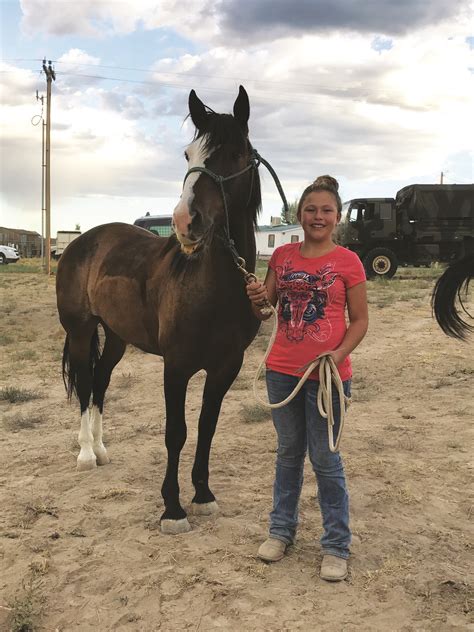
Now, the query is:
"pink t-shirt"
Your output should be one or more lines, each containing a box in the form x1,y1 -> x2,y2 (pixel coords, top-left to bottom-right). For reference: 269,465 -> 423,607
266,243 -> 366,381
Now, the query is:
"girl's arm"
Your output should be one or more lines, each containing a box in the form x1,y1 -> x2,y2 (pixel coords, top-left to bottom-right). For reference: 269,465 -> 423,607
329,281 -> 369,366
246,267 -> 277,321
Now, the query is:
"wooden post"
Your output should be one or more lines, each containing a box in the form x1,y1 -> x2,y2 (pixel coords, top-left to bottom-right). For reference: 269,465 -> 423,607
43,59 -> 55,275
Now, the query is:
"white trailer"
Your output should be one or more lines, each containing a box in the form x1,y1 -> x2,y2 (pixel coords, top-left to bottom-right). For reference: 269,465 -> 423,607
255,223 -> 304,259
51,230 -> 81,259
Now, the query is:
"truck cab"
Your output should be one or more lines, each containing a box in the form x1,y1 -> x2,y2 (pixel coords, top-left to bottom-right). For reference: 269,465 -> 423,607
338,198 -> 399,278
338,184 -> 474,278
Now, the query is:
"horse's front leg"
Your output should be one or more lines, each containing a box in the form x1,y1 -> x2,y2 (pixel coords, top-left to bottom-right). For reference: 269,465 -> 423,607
160,366 -> 191,535
191,359 -> 242,515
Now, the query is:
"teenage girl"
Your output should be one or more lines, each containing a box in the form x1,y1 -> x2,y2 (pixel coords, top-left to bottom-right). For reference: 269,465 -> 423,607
247,175 -> 368,581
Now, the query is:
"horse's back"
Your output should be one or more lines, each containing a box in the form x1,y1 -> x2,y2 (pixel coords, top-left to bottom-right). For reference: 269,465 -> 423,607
56,223 -> 176,349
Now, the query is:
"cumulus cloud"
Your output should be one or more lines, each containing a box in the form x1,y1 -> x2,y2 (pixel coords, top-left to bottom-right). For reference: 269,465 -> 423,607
20,0 -> 148,36
20,0 -> 469,42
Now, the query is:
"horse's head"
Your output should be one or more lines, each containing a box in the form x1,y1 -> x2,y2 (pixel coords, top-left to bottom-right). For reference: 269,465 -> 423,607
173,86 -> 260,254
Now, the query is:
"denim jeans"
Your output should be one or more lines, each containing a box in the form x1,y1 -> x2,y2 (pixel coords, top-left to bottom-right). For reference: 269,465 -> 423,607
266,370 -> 352,559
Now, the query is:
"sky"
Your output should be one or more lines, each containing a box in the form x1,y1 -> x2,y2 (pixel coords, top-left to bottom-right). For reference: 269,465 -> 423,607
0,0 -> 472,235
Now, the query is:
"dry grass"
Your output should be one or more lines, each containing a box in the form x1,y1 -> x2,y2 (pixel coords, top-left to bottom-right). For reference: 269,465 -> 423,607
240,402 -> 271,423
92,487 -> 135,500
114,372 -> 137,389
3,413 -> 45,432
361,554 -> 415,589
12,349 -> 39,362
0,387 -> 41,404
7,577 -> 45,632
372,484 -> 421,505
21,499 -> 59,528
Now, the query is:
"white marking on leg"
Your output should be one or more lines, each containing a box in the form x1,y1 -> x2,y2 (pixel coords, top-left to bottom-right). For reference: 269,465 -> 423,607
90,405 -> 110,466
77,409 -> 97,471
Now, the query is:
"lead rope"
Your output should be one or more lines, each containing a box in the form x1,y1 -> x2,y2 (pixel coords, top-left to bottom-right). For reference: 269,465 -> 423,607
238,264 -> 350,453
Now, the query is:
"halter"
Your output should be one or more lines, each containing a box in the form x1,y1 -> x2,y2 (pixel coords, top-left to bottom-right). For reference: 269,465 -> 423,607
181,148 -> 289,268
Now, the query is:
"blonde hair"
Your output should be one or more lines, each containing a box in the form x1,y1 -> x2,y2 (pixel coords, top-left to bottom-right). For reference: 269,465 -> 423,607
297,175 -> 342,218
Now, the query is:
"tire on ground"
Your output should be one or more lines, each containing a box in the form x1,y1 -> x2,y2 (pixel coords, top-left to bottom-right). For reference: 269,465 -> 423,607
363,247 -> 398,279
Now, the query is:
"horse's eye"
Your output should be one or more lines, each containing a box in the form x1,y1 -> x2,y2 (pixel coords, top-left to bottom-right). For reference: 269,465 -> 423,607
184,151 -> 189,161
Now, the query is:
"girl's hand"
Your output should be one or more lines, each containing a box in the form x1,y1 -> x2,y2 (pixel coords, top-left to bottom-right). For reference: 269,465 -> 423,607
246,281 -> 268,306
323,349 -> 347,367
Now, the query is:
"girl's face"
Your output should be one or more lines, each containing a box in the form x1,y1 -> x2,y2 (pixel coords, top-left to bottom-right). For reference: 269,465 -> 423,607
297,191 -> 340,243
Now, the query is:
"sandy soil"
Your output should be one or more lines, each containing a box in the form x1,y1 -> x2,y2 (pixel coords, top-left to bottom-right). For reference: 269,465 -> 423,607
0,268 -> 472,631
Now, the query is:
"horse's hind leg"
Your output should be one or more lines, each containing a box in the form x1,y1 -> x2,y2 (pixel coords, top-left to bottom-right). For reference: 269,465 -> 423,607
66,326 -> 100,471
191,358 -> 243,515
91,327 -> 126,465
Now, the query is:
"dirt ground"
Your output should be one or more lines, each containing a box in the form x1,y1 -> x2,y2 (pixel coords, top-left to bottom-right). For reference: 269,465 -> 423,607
0,264 -> 472,631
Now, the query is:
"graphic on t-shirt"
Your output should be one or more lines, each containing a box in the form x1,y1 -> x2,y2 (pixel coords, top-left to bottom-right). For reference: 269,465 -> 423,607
275,260 -> 338,343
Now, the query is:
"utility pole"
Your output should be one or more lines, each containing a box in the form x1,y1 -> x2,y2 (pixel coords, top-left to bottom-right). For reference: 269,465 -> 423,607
42,59 -> 55,275
440,171 -> 444,184
35,91 -> 46,265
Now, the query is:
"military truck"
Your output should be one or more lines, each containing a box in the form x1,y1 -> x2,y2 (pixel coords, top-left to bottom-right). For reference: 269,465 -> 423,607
337,184 -> 473,278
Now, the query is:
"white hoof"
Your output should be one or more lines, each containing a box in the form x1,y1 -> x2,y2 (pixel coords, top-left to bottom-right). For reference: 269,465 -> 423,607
160,518 -> 192,535
94,446 -> 110,466
76,457 -> 97,472
190,501 -> 219,516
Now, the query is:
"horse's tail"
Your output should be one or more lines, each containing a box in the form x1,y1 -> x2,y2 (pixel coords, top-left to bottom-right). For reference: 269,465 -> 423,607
62,328 -> 102,400
432,253 -> 474,340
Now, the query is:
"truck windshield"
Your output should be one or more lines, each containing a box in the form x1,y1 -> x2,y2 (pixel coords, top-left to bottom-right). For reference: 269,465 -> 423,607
341,202 -> 350,221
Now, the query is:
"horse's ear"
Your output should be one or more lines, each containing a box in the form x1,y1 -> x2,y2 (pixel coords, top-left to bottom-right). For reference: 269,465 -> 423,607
189,89 -> 208,131
233,85 -> 249,131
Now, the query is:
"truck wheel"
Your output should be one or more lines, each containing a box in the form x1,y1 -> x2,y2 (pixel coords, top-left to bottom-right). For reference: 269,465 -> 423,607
364,248 -> 398,279
0,253 -> 6,264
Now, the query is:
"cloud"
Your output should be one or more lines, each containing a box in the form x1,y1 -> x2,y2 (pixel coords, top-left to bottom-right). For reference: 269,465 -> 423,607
218,0 -> 468,39
20,0 -> 147,37
19,0 -> 470,42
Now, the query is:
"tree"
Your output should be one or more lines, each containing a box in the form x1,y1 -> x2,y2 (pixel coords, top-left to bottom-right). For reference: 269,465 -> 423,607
75,223 -> 81,231
280,198 -> 299,225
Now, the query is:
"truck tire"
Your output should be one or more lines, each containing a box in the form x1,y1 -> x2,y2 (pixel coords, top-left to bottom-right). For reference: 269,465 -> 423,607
0,253 -> 7,264
364,248 -> 398,279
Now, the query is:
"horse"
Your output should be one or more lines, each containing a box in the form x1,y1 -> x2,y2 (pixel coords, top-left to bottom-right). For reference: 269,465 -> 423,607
56,86 -> 264,534
431,253 -> 473,340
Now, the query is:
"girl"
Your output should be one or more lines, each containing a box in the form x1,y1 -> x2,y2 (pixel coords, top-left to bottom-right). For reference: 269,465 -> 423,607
247,175 -> 368,581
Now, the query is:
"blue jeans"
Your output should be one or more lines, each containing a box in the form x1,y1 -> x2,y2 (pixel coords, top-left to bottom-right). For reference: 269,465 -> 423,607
266,370 -> 352,559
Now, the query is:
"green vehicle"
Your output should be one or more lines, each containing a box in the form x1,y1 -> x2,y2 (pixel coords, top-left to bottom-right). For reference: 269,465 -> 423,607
337,184 -> 474,278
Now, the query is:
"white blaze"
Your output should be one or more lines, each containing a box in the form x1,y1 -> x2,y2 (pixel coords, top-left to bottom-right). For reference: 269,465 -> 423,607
173,135 -> 212,241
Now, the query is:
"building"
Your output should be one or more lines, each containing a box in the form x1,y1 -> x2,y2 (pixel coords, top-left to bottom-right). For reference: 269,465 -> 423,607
0,226 -> 42,258
255,217 -> 304,259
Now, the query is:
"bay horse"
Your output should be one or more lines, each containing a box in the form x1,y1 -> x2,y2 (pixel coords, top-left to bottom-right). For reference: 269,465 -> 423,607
432,252 -> 473,340
56,86 -> 263,534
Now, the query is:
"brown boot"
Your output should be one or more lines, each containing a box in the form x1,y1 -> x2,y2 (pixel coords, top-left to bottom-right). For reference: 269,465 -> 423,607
257,538 -> 287,562
320,555 -> 348,581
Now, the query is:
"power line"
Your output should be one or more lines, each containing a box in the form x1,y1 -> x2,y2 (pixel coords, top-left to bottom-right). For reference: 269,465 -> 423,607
1,56 -> 413,98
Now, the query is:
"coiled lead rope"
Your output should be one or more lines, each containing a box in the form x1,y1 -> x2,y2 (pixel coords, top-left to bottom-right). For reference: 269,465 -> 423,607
241,267 -> 350,453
